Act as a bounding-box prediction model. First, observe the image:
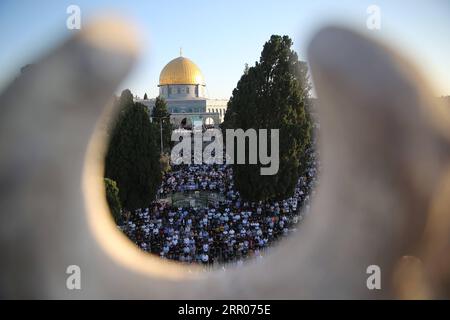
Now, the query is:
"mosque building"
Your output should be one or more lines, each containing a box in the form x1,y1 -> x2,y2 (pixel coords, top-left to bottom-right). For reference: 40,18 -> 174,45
136,52 -> 228,129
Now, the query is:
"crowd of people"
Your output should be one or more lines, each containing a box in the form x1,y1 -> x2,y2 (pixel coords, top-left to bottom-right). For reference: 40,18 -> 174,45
156,164 -> 231,197
118,148 -> 318,267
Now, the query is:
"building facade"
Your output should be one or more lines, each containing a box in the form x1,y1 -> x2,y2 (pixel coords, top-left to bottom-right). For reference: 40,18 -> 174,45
136,55 -> 228,128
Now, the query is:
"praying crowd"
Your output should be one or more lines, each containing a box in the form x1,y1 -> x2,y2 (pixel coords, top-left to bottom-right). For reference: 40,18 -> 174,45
118,148 -> 318,266
157,164 -> 230,196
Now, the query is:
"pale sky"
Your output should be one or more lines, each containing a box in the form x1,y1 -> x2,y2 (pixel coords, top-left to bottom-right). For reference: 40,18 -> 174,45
0,0 -> 449,99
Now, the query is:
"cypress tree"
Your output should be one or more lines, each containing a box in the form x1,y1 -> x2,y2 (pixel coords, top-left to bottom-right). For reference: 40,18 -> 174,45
152,96 -> 172,152
105,89 -> 162,210
223,35 -> 313,201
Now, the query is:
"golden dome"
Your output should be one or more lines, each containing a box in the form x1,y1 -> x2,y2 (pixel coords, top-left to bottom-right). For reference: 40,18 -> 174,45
159,56 -> 205,86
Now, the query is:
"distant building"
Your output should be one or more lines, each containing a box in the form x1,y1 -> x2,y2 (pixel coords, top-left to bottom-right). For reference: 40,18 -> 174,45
136,54 -> 228,129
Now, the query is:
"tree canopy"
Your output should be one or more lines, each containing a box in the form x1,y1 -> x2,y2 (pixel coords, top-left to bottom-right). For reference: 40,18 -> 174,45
104,178 -> 122,223
152,96 -> 172,153
223,35 -> 313,201
105,89 -> 162,211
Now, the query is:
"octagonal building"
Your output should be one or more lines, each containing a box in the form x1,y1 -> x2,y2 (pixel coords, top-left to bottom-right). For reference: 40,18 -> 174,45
136,53 -> 228,128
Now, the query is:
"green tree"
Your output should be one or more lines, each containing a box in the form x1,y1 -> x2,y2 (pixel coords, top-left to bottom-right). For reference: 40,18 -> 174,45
159,153 -> 171,174
143,93 -> 148,100
104,178 -> 122,223
105,89 -> 162,210
297,98 -> 315,176
152,96 -> 172,152
223,35 -> 313,201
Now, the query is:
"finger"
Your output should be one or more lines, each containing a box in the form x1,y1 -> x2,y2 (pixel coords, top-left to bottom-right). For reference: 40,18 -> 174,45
305,26 -> 450,297
0,15 -> 140,298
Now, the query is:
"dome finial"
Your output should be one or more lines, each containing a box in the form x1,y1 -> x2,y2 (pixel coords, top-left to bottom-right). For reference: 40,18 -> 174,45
179,47 -> 183,57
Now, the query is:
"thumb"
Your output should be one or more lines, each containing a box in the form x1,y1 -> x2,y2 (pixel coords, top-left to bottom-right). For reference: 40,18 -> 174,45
0,16 -> 140,298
